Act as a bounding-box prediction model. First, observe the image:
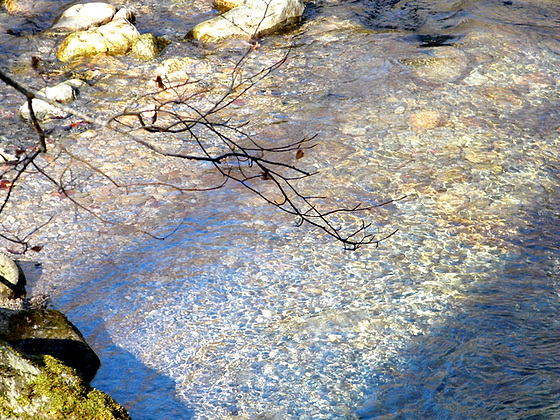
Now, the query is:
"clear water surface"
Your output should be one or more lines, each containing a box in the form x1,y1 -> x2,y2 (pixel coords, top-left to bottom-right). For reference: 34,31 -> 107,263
0,0 -> 558,418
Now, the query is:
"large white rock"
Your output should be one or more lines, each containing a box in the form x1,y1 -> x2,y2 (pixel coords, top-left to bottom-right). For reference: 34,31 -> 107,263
49,2 -> 117,34
192,0 -> 305,43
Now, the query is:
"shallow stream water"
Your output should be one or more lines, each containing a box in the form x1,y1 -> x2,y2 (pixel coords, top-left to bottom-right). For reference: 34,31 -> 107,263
1,0 -> 559,418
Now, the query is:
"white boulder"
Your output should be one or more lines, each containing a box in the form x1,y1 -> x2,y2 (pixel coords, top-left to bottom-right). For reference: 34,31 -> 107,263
192,0 -> 305,43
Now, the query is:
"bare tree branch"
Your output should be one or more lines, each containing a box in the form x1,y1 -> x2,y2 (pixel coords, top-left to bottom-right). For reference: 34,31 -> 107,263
0,38 -> 404,252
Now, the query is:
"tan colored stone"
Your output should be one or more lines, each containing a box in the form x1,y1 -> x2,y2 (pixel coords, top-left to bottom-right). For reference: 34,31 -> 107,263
0,254 -> 25,300
56,19 -> 140,62
408,110 -> 447,131
131,33 -> 169,61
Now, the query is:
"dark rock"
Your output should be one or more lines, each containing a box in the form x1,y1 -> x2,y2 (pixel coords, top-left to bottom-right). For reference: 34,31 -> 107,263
0,308 -> 101,382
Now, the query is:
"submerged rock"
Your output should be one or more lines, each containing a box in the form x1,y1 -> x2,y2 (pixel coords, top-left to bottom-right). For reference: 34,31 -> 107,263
1,0 -> 52,14
192,0 -> 305,43
408,110 -> 448,131
400,47 -> 469,85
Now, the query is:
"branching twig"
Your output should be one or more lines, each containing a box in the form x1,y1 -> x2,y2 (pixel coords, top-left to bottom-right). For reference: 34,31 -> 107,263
0,33 -> 404,251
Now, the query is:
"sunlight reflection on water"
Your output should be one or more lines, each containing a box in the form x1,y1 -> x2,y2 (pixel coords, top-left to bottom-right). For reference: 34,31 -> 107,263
1,0 -> 559,418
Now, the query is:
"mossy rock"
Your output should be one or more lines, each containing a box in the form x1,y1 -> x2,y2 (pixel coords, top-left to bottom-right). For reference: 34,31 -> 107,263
0,345 -> 131,420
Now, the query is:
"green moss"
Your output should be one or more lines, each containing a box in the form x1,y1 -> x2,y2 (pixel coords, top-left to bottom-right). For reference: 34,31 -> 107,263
16,355 -> 130,420
0,363 -> 16,376
0,395 -> 18,417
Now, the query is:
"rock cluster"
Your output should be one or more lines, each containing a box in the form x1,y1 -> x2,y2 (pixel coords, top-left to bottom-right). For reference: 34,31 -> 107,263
52,2 -> 168,62
0,254 -> 130,419
4,0 -> 306,56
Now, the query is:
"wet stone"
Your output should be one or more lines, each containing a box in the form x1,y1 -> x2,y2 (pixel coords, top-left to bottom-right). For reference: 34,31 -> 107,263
18,79 -> 85,121
0,254 -> 25,300
131,33 -> 170,61
48,2 -> 117,34
408,110 -> 447,131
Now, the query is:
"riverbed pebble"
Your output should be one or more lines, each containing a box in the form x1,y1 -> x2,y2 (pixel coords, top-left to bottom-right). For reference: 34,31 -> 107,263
408,110 -> 447,131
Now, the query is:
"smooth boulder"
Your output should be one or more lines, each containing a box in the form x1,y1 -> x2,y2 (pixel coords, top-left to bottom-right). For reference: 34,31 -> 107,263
192,0 -> 305,43
0,253 -> 25,300
48,2 -> 118,34
57,18 -> 140,62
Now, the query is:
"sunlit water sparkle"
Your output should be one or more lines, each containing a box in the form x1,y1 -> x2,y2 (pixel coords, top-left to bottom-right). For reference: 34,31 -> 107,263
1,0 -> 559,418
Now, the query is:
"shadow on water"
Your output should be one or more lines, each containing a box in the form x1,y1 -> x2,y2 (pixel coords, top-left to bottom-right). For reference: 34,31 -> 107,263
74,316 -> 194,420
355,212 -> 560,417
15,260 -> 194,418
356,288 -> 560,418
